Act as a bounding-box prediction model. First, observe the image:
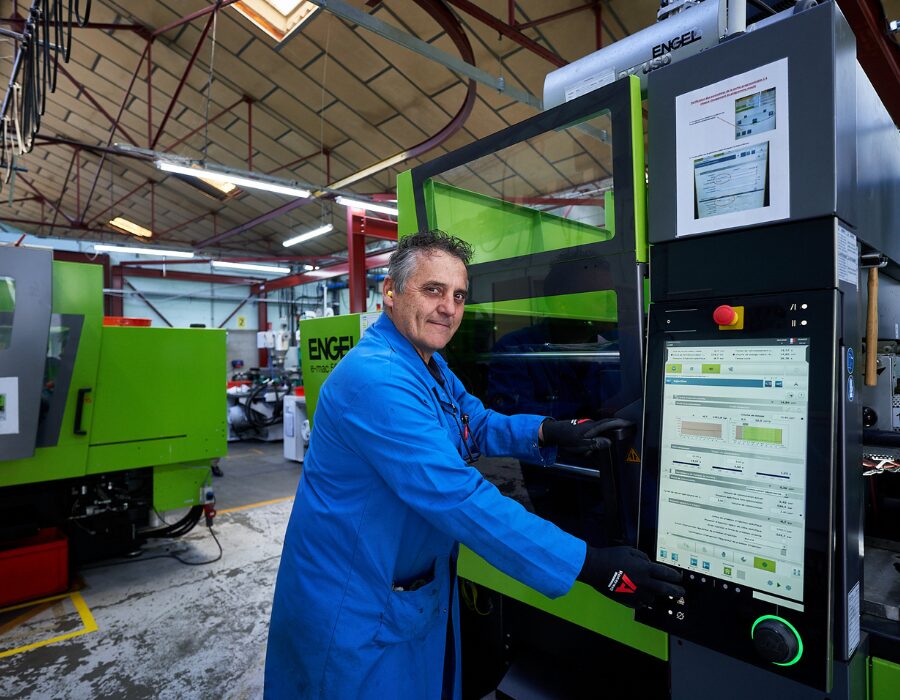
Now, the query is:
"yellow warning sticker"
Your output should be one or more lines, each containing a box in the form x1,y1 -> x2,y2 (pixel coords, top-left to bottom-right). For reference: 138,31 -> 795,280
625,448 -> 641,463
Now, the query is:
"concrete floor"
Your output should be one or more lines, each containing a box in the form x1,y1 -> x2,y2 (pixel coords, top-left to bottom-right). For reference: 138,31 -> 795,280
0,441 -> 301,700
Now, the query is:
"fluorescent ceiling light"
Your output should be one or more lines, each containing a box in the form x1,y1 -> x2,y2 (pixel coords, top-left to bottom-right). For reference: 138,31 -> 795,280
282,223 -> 334,247
109,217 -> 153,238
232,1 -> 320,43
335,197 -> 398,217
212,260 -> 291,274
156,161 -> 311,198
94,244 -> 194,259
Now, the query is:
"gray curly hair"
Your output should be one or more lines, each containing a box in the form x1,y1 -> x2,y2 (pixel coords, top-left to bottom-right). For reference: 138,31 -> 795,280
387,230 -> 474,292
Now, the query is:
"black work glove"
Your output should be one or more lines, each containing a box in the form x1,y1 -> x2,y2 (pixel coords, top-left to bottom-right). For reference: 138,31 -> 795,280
540,418 -> 633,455
578,545 -> 684,609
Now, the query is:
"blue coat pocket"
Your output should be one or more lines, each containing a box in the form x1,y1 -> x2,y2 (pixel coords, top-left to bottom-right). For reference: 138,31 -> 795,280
374,555 -> 449,645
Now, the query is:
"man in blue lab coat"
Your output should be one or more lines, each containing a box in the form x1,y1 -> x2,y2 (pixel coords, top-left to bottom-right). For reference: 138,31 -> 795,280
265,230 -> 682,699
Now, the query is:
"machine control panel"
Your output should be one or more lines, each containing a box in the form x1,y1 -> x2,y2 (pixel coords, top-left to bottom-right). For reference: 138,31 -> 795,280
639,290 -> 837,691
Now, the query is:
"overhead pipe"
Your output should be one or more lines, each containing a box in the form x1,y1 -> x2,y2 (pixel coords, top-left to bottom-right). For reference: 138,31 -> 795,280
323,0 -> 476,194
443,0 -> 567,68
515,3 -> 599,31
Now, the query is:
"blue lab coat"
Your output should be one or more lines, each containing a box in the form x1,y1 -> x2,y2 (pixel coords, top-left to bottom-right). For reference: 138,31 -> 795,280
264,313 -> 586,699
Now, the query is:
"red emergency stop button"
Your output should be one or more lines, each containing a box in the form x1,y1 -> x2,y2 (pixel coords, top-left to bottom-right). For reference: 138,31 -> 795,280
714,305 -> 739,326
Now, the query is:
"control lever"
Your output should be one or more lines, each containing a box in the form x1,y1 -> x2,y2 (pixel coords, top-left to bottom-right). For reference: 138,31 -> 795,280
590,423 -> 636,452
597,421 -> 637,545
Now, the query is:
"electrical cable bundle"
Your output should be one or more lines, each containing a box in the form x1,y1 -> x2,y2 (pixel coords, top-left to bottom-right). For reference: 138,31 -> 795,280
863,456 -> 900,476
243,381 -> 287,430
82,505 -> 224,569
1,0 -> 92,188
141,505 -> 204,539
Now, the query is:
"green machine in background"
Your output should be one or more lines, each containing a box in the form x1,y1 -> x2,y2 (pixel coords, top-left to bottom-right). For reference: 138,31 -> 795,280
0,245 -> 226,566
298,311 -> 380,426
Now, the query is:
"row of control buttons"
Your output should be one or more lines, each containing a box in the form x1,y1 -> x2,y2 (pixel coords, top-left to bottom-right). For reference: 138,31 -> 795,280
712,304 -> 812,330
686,571 -> 742,594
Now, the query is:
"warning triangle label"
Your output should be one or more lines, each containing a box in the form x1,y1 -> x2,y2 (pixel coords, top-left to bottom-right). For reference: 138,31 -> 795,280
625,448 -> 641,463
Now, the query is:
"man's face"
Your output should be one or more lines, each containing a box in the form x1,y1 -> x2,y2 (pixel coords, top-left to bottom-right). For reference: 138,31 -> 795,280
384,250 -> 468,362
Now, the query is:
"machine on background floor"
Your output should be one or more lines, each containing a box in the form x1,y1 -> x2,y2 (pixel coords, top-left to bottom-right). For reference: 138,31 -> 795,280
298,311 -> 380,426
227,380 -> 290,442
282,392 -> 310,463
0,245 -> 226,598
225,326 -> 301,442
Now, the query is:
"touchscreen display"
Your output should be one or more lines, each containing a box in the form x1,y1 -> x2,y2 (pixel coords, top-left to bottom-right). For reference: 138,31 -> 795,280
655,338 -> 809,608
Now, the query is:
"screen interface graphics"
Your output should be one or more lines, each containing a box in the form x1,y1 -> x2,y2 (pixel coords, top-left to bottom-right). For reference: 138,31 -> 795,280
693,142 -> 769,220
735,87 -> 776,138
656,338 -> 809,609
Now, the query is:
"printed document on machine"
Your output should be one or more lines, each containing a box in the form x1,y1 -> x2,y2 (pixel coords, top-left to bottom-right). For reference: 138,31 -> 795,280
674,58 -> 790,237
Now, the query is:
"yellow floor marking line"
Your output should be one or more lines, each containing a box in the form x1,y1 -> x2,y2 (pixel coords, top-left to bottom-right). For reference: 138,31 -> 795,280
0,591 -> 98,659
218,495 -> 294,515
0,600 -> 55,636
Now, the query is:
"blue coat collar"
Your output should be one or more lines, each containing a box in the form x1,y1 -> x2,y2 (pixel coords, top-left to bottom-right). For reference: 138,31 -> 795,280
371,313 -> 451,380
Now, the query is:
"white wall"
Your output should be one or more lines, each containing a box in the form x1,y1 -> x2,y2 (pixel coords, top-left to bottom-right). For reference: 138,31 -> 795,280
122,276 -> 252,329
226,330 -> 261,377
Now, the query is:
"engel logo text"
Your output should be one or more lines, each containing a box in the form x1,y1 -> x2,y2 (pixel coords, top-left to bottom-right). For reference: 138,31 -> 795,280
617,28 -> 704,81
652,29 -> 702,58
308,335 -> 355,361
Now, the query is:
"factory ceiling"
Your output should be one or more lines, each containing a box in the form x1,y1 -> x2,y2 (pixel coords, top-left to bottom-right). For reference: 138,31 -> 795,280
0,0 -> 897,264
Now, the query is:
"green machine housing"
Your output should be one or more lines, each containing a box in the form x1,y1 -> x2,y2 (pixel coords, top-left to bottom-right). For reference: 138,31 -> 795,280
298,311 -> 381,427
0,246 -> 226,563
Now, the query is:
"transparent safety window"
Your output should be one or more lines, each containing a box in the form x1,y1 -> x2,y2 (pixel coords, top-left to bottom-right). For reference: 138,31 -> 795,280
42,319 -> 72,408
448,290 -> 620,421
0,276 -> 14,350
430,110 -> 615,264
445,288 -> 623,548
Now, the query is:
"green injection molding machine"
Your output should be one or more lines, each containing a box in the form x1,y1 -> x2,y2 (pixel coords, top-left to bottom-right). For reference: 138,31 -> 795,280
399,5 -> 900,690
0,246 -> 226,564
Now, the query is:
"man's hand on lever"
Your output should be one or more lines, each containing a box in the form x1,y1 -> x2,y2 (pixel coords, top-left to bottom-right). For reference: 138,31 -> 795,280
540,418 -> 634,455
